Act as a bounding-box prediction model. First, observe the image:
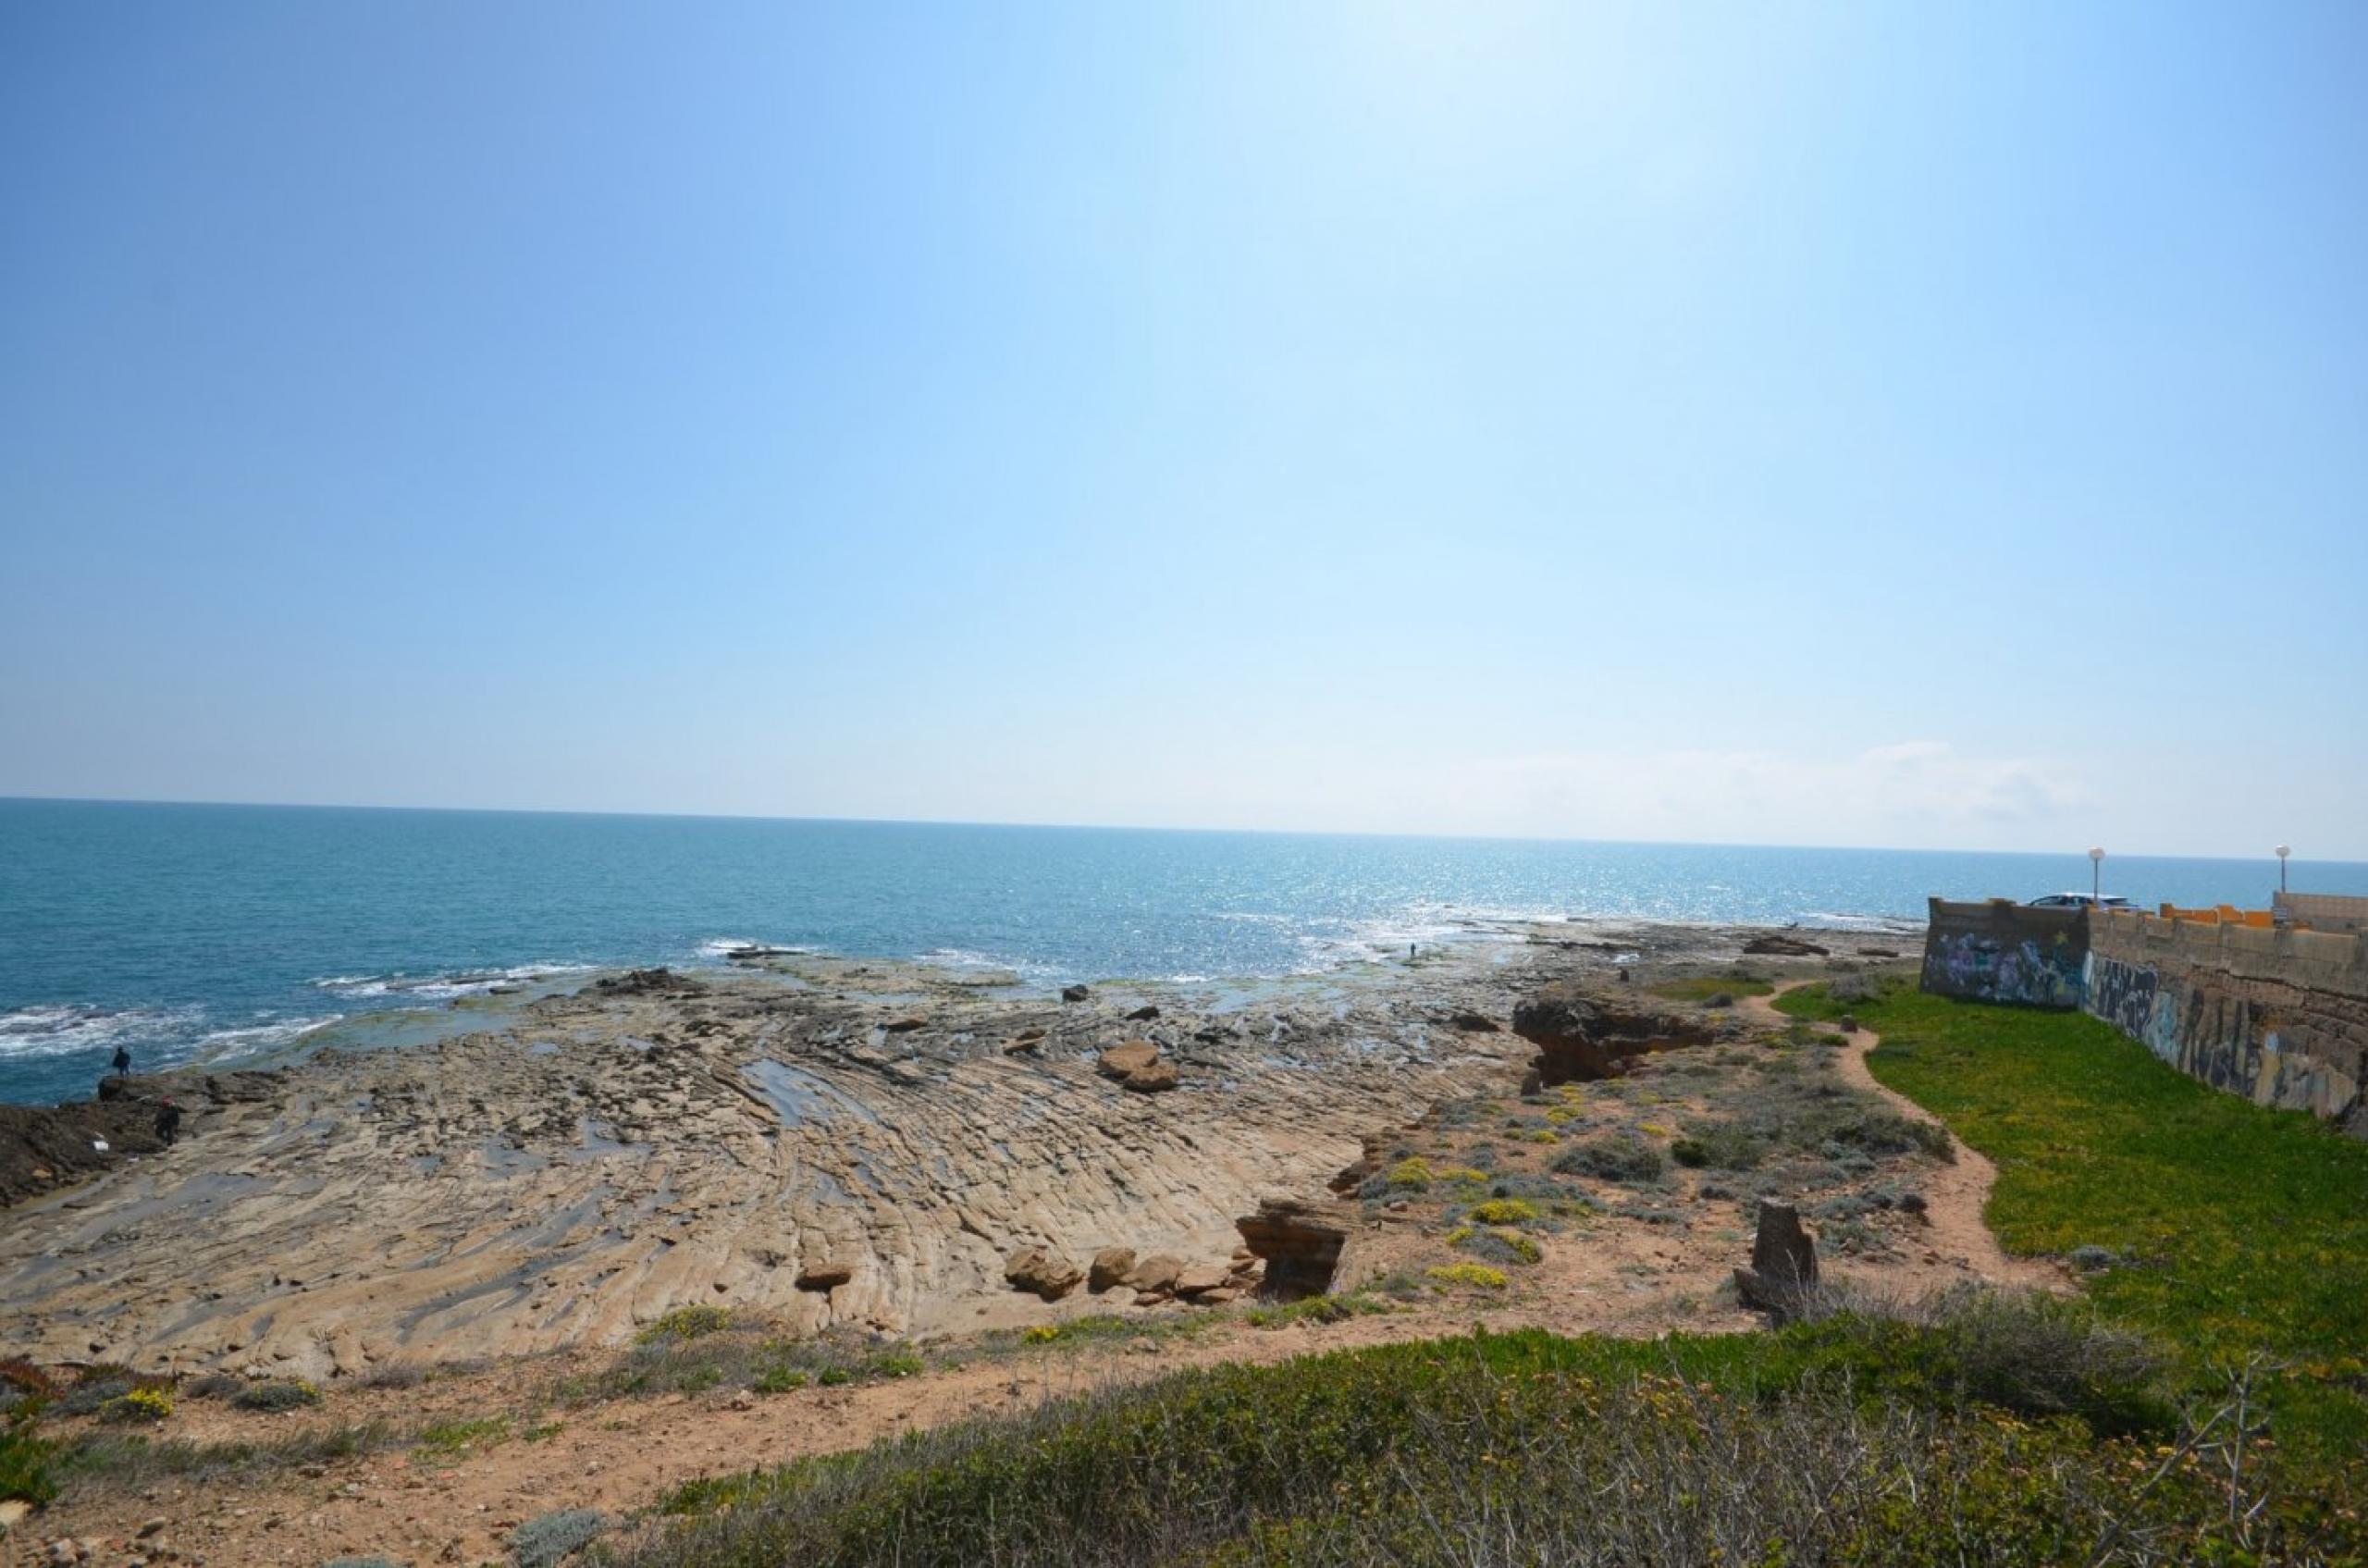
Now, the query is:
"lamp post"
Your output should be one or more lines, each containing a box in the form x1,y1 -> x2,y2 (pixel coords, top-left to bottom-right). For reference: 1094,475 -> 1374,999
2089,846 -> 2105,904
2276,845 -> 2290,895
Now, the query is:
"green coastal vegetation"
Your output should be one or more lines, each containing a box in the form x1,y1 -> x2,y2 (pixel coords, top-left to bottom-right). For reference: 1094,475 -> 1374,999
592,982 -> 2366,1566
1779,979 -> 2368,1488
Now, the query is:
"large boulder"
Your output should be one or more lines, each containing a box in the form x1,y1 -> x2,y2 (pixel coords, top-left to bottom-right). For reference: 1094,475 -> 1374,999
1004,1245 -> 1084,1301
1172,1260 -> 1231,1298
1511,983 -> 1712,1085
1089,1247 -> 1137,1292
1733,1202 -> 1819,1319
1236,1196 -> 1361,1300
1127,1253 -> 1185,1294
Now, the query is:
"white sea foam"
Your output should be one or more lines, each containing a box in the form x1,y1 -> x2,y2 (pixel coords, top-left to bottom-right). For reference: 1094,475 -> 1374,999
310,963 -> 597,1001
0,1003 -> 206,1062
918,947 -> 1062,981
192,1014 -> 342,1059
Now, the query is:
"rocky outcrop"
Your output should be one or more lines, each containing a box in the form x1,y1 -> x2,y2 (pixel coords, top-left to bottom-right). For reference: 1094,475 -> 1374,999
1511,985 -> 1713,1084
1004,1245 -> 1084,1301
1733,1202 -> 1819,1318
795,1259 -> 854,1291
1744,934 -> 1829,957
590,968 -> 692,996
1235,1195 -> 1360,1300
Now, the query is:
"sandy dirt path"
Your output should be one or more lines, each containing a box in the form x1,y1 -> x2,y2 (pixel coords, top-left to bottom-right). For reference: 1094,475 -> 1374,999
1740,984 -> 2062,1294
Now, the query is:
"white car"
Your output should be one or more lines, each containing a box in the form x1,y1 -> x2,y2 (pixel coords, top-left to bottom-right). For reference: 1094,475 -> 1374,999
2026,893 -> 2139,911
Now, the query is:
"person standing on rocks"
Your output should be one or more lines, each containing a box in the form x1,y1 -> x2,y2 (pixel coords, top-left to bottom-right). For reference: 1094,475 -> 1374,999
111,1044 -> 131,1077
155,1098 -> 182,1147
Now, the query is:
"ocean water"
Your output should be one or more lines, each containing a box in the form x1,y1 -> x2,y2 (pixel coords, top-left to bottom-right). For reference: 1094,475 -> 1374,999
4,797 -> 2361,1106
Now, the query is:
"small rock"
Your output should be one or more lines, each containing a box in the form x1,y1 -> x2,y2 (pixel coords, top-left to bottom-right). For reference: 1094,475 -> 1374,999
1121,1058 -> 1179,1093
1837,1015 -> 1859,1033
1060,984 -> 1091,1003
881,1018 -> 927,1033
1172,1261 -> 1230,1297
1096,1041 -> 1160,1080
1449,1012 -> 1500,1032
1125,1005 -> 1160,1021
728,1389 -> 756,1412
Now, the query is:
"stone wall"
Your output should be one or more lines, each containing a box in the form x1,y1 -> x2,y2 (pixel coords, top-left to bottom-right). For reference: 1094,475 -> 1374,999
1920,897 -> 2089,1008
2083,911 -> 2368,1134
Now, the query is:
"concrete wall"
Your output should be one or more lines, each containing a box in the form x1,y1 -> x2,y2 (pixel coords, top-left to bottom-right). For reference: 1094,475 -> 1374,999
2084,911 -> 2368,1133
1920,898 -> 2090,1007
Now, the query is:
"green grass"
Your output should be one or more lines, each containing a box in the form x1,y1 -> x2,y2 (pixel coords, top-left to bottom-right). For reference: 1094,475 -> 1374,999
622,1305 -> 2263,1567
1779,982 -> 2368,1485
414,1414 -> 511,1457
1648,975 -> 1776,1003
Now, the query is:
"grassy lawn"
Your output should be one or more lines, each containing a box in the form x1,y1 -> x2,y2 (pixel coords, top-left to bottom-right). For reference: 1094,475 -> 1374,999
1780,981 -> 2368,1483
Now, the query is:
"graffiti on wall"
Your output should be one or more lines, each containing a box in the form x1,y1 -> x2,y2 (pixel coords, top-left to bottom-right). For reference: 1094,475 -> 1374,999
2085,954 -> 2189,1068
1922,930 -> 2086,1007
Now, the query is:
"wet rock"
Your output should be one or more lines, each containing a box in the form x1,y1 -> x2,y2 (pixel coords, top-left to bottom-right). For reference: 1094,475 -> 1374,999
881,1018 -> 927,1034
1743,935 -> 1829,957
1448,1012 -> 1500,1032
1733,1202 -> 1819,1319
1060,984 -> 1091,1003
1004,1245 -> 1084,1301
1089,1247 -> 1137,1292
1125,1005 -> 1161,1021
591,968 -> 688,996
1236,1195 -> 1360,1300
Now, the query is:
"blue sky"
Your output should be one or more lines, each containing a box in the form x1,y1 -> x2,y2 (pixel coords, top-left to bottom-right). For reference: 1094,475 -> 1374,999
3,2 -> 2362,858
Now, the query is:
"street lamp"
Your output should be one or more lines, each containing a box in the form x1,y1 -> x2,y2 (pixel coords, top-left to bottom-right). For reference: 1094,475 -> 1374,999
2089,846 -> 2105,904
2276,845 -> 2290,895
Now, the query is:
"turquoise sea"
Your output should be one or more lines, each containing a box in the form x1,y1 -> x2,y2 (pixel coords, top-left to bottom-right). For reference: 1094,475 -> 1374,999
5,797 -> 2362,1106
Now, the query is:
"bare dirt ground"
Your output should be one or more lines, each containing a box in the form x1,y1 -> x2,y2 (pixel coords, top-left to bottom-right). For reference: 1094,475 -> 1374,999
6,927 -> 2076,1568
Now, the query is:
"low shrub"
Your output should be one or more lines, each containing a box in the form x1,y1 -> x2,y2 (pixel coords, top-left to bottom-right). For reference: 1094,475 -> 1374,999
96,1388 -> 172,1425
1552,1132 -> 1667,1184
636,1306 -> 733,1346
612,1313 -> 2260,1568
1424,1263 -> 1507,1290
1463,1198 -> 1538,1226
511,1507 -> 610,1568
232,1379 -> 323,1414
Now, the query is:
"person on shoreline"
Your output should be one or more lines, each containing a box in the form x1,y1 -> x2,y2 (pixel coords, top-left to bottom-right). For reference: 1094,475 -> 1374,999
111,1044 -> 131,1077
155,1097 -> 181,1147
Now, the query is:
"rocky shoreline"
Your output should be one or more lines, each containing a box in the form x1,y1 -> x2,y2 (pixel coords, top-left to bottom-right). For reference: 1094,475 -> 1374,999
0,920 -> 1913,1381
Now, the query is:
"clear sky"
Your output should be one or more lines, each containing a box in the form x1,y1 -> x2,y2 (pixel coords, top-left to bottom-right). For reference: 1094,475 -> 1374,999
3,2 -> 2362,858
